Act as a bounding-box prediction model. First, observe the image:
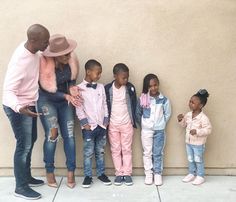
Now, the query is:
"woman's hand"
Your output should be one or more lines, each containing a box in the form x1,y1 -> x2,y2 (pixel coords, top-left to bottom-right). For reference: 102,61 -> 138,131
64,94 -> 83,107
69,86 -> 83,97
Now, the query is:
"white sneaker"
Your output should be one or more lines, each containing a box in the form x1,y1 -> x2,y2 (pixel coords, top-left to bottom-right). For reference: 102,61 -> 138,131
145,174 -> 153,185
154,174 -> 163,186
182,174 -> 195,183
192,176 -> 205,185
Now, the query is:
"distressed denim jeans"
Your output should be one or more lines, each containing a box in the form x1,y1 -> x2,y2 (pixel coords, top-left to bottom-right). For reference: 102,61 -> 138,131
82,126 -> 106,177
3,105 -> 37,189
186,143 -> 205,177
37,94 -> 76,173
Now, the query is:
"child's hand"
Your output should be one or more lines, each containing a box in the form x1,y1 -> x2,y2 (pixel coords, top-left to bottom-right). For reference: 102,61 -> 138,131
103,123 -> 108,128
177,114 -> 184,122
190,129 -> 197,135
84,124 -> 91,130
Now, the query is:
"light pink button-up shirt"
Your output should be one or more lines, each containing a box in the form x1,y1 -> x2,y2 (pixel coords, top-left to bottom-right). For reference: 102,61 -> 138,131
76,80 -> 108,130
179,111 -> 212,145
2,42 -> 40,112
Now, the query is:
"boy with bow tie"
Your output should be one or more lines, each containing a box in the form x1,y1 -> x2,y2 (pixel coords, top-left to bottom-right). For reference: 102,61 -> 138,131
76,59 -> 111,188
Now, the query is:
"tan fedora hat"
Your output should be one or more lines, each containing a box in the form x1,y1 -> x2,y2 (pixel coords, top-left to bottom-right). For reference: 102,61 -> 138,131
43,34 -> 77,57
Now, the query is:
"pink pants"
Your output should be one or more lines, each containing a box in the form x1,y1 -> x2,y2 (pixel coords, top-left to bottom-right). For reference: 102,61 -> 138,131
108,122 -> 134,176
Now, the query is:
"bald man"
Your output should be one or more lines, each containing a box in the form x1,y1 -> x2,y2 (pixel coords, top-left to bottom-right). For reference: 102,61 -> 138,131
2,24 -> 50,200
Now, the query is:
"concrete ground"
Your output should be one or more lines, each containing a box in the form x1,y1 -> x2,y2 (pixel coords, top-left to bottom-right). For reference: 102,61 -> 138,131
0,176 -> 235,202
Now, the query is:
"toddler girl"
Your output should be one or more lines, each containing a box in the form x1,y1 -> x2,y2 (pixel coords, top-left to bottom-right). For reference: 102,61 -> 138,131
177,89 -> 212,185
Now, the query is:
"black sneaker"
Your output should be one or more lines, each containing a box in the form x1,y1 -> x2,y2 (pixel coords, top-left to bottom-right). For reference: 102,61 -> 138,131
82,176 -> 93,188
114,176 -> 123,186
28,177 -> 44,187
14,186 -> 41,200
124,175 -> 133,186
98,174 -> 112,185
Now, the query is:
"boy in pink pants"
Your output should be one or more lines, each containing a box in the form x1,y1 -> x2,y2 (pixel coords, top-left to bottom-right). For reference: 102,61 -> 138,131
105,63 -> 137,186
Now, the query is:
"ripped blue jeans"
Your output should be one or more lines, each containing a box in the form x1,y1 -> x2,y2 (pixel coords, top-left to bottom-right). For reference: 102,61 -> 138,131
37,95 -> 76,173
82,126 -> 106,177
186,144 -> 205,177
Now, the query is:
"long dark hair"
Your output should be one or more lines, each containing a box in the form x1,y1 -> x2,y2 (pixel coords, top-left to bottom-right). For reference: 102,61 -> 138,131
142,74 -> 159,94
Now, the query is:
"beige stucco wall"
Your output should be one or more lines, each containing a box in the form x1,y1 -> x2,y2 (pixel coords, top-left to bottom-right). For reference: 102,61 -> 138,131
0,0 -> 236,176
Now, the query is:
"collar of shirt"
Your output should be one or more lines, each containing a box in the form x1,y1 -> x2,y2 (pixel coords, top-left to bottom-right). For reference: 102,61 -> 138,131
191,111 -> 203,120
82,79 -> 97,86
150,92 -> 164,100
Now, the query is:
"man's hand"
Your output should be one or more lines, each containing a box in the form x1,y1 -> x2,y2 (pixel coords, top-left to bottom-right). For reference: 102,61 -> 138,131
19,105 -> 42,117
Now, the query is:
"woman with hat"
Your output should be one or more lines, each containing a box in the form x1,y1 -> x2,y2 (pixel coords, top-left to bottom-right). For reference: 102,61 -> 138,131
37,34 -> 81,188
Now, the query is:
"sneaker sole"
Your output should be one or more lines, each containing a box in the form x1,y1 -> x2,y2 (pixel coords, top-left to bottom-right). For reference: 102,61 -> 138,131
114,182 -> 123,186
103,182 -> 112,186
192,181 -> 205,186
182,179 -> 194,183
29,183 -> 45,187
145,182 -> 153,185
125,182 -> 133,186
14,192 -> 41,200
82,184 -> 92,188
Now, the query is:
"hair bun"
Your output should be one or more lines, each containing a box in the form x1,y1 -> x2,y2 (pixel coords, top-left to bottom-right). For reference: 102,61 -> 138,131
197,89 -> 209,98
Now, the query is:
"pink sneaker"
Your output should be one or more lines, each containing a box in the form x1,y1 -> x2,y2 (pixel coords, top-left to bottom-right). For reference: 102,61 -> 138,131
145,174 -> 153,185
182,174 -> 195,183
192,176 -> 205,185
154,174 -> 163,186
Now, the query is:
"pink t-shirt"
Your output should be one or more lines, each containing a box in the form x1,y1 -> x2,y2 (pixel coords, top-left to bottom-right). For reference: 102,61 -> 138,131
2,42 -> 40,112
110,83 -> 131,125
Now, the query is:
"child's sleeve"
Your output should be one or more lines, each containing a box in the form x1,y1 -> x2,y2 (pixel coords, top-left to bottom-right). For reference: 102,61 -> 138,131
75,86 -> 89,127
135,97 -> 142,127
196,116 -> 212,137
102,85 -> 109,126
76,105 -> 89,127
163,98 -> 171,123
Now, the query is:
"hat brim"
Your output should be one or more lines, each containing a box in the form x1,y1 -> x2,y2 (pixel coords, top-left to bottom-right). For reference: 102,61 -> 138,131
42,39 -> 77,57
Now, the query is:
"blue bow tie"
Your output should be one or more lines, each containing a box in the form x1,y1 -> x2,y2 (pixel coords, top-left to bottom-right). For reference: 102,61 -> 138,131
86,83 -> 97,89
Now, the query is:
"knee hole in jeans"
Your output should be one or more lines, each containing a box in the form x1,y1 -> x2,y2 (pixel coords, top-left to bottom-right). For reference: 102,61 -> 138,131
194,155 -> 202,163
48,128 -> 59,142
188,155 -> 194,162
96,148 -> 105,155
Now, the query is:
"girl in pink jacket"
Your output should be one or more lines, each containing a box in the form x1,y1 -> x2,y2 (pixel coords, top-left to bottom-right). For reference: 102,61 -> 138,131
177,89 -> 212,185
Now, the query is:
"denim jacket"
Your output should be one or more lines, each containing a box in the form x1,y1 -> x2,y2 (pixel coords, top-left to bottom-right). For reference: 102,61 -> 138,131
136,93 -> 171,130
105,81 -> 137,128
